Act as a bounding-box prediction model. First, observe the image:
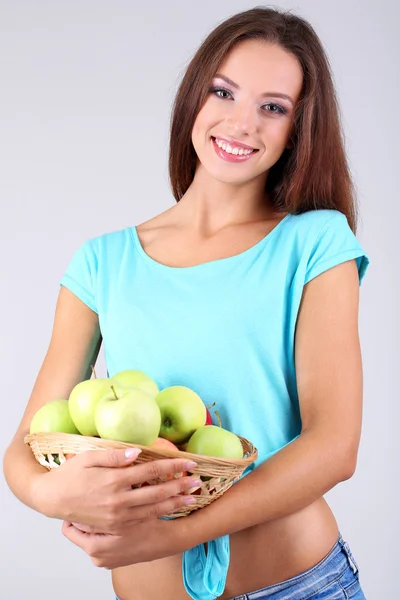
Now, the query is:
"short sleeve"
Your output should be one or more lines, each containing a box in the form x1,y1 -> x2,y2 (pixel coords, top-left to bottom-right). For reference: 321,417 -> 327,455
59,239 -> 98,313
304,212 -> 370,286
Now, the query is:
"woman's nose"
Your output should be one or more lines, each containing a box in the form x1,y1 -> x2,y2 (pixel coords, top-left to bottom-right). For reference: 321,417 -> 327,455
226,103 -> 258,136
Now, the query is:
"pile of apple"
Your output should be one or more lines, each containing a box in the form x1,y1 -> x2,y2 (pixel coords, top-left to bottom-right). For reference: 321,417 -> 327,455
29,369 -> 244,460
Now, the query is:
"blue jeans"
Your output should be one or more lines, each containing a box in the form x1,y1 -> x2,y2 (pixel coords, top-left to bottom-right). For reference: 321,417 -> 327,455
115,532 -> 366,599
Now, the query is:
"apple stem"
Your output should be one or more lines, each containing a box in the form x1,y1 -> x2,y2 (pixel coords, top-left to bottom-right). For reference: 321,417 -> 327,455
215,409 -> 222,428
110,385 -> 118,400
90,364 -> 97,379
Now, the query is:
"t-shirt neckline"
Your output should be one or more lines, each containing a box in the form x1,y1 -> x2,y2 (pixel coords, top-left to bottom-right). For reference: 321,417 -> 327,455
130,213 -> 292,271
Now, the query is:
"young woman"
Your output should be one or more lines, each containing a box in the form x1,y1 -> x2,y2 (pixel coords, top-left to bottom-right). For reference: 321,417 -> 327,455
4,7 -> 369,600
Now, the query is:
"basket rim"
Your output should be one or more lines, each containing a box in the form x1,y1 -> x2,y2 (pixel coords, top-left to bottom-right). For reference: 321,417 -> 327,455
24,431 -> 258,467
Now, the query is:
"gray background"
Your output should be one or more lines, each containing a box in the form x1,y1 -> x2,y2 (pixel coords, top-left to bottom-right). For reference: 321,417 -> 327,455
0,0 -> 397,598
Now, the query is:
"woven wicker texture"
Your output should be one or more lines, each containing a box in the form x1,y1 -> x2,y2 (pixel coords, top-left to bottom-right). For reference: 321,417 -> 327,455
24,432 -> 258,518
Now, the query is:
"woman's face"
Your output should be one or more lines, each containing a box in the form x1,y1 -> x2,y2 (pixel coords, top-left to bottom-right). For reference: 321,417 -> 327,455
191,39 -> 303,186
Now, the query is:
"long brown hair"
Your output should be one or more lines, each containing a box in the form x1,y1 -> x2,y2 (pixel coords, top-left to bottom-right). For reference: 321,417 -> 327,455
169,6 -> 359,232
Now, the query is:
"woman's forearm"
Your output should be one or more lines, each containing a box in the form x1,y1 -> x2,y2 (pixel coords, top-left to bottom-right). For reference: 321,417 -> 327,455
174,429 -> 355,551
3,431 -> 48,513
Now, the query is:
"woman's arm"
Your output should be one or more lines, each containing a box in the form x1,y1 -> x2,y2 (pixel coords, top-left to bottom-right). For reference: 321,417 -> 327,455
173,258 -> 362,549
3,286 -> 103,514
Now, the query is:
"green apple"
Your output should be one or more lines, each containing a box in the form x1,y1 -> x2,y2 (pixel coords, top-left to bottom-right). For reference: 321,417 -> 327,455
186,425 -> 244,459
155,386 -> 206,444
95,385 -> 161,445
111,369 -> 159,398
30,399 -> 80,435
68,378 -> 111,436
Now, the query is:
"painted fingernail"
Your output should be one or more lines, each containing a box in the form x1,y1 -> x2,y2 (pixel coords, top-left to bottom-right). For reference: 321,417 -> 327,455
189,479 -> 202,487
125,448 -> 142,459
184,461 -> 198,469
184,496 -> 196,505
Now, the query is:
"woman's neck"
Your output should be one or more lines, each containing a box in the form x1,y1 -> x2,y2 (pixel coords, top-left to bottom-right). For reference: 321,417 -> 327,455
175,168 -> 275,236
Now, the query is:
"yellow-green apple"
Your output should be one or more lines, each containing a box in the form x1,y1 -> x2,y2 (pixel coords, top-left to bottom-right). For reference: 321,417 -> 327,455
95,385 -> 161,445
30,399 -> 80,435
68,378 -> 111,436
155,386 -> 206,444
110,369 -> 159,398
186,425 -> 243,459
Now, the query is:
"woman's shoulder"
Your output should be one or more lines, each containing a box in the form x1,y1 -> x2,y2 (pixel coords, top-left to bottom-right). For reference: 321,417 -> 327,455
289,209 -> 369,285
82,225 -> 134,250
289,208 -> 346,228
89,206 -> 174,248
285,208 -> 349,242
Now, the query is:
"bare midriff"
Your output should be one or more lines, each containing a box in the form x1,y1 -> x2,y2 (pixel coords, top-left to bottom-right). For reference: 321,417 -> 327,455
112,497 -> 339,600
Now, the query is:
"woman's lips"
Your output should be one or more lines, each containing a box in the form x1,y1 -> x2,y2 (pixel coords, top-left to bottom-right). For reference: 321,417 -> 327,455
211,137 -> 258,163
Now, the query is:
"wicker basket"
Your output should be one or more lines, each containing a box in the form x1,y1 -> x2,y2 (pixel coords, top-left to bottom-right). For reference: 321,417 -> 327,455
24,432 -> 258,518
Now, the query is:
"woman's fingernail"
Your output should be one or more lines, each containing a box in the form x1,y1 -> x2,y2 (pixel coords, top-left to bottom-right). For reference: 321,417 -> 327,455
184,496 -> 196,505
189,479 -> 202,487
184,461 -> 198,469
125,448 -> 142,459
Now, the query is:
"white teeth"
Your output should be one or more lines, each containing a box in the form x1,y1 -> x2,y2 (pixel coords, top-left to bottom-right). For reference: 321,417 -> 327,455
214,138 -> 253,155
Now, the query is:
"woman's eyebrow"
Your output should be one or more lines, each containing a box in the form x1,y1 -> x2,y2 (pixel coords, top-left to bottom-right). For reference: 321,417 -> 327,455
214,73 -> 294,106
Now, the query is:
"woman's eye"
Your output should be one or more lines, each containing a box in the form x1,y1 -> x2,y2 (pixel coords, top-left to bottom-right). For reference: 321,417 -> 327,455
263,103 -> 287,115
210,87 -> 232,99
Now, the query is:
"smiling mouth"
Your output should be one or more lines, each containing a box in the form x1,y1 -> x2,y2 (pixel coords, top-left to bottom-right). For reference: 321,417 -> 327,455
211,136 -> 258,154
211,136 -> 259,162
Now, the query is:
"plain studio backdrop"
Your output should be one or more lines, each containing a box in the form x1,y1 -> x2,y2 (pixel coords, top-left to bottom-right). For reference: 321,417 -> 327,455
0,1 -> 398,598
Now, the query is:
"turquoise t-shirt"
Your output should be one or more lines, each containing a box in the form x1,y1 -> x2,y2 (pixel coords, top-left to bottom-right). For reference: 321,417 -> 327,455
60,209 -> 369,600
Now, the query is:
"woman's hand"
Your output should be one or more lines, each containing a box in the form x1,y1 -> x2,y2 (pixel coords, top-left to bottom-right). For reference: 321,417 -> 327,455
62,517 -> 183,569
31,448 -> 200,534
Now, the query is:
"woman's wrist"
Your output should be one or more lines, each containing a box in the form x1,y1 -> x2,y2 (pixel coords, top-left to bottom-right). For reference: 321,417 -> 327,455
167,513 -> 198,554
